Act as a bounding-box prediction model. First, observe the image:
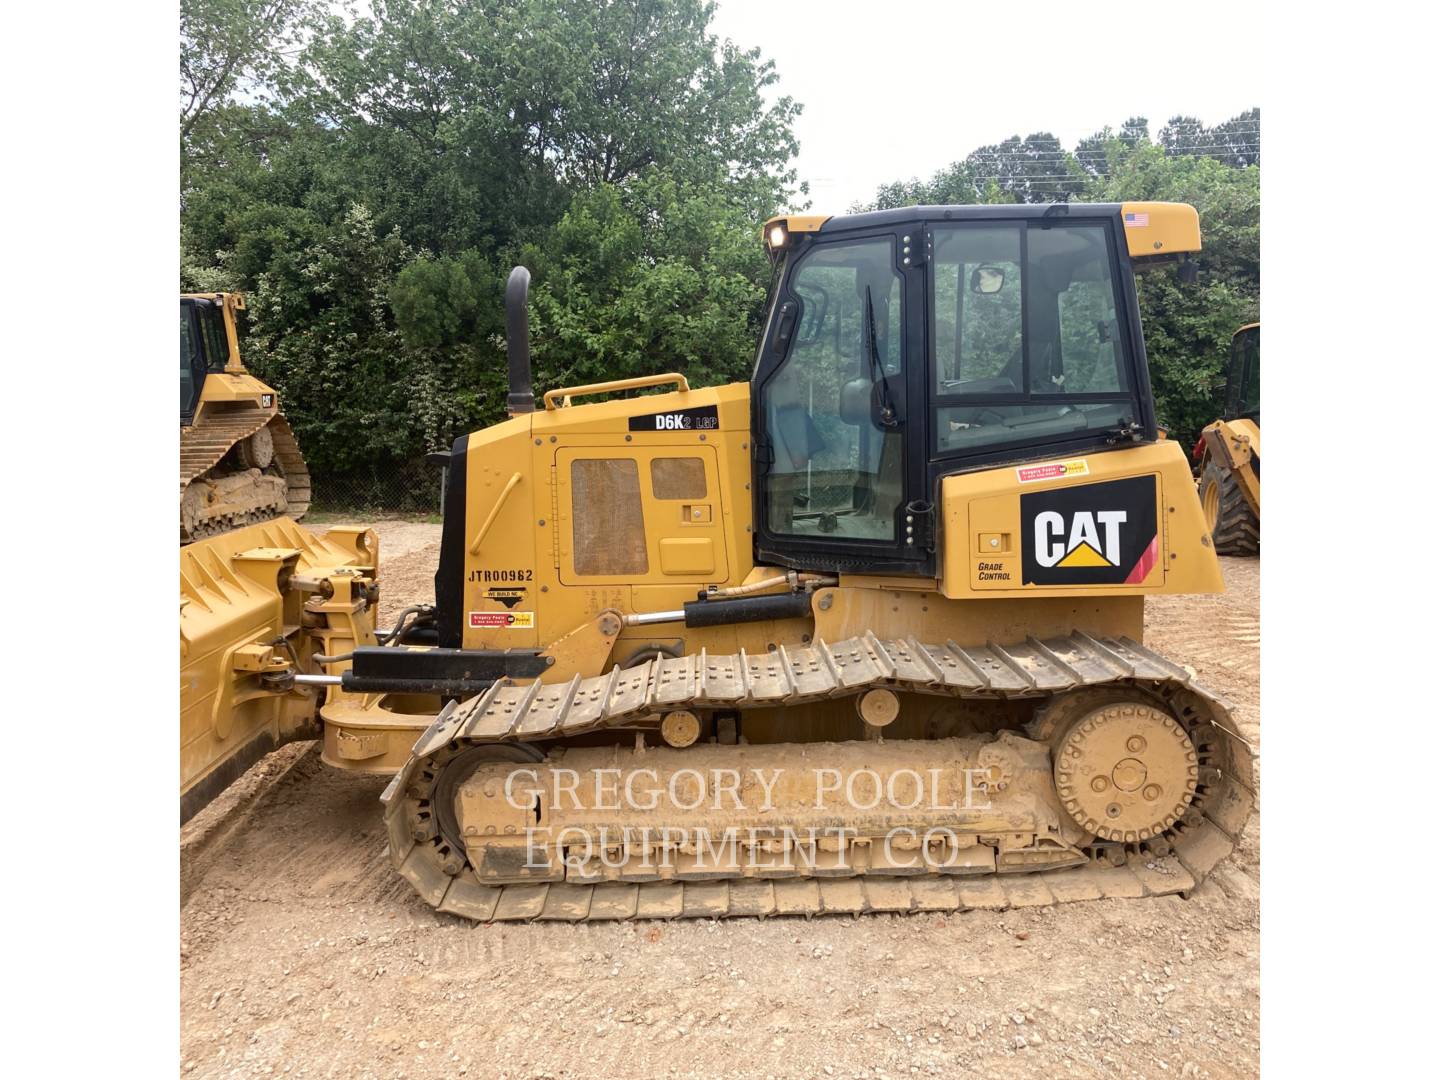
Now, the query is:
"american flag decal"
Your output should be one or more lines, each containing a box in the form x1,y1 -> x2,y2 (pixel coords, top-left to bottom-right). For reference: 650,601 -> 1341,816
1124,211 -> 1150,227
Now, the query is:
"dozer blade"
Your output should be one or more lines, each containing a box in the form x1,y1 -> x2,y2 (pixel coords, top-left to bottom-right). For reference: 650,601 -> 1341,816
181,518 -> 377,823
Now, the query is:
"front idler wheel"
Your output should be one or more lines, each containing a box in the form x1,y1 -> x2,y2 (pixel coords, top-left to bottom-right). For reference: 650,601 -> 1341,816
430,743 -> 544,875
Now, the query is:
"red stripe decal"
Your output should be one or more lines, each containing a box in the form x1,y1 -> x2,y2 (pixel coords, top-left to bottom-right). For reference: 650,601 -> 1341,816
1124,536 -> 1160,584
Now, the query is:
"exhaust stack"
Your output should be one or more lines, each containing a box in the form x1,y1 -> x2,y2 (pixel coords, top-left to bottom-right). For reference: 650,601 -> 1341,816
505,265 -> 534,415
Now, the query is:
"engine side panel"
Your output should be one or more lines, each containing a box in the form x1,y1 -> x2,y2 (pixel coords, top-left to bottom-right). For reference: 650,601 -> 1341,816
447,383 -> 760,655
939,440 -> 1223,599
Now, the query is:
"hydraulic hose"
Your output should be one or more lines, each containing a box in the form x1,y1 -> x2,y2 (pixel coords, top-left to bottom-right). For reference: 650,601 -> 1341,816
703,572 -> 837,599
313,605 -> 433,666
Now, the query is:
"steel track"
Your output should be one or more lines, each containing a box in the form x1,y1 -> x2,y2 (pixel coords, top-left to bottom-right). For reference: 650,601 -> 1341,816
381,632 -> 1254,921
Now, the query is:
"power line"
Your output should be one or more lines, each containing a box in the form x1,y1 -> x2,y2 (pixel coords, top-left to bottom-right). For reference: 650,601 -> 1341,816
967,126 -> 1263,145
912,157 -> 1259,174
885,153 -> 1260,182
968,123 -> 1263,139
953,135 -> 1261,156
870,137 -> 1262,191
938,144 -> 1261,164
898,168 -> 1258,187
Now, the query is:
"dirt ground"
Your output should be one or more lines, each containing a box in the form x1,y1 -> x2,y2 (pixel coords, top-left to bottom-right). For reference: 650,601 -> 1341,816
180,521 -> 1259,1079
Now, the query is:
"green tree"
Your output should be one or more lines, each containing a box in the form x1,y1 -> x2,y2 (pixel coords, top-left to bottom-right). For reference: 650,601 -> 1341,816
181,0 -> 801,505
862,109 -> 1260,449
872,132 -> 1086,209
1160,109 -> 1260,167
1209,108 -> 1261,167
1093,144 -> 1259,446
525,171 -> 771,393
1075,116 -> 1149,178
180,0 -> 314,143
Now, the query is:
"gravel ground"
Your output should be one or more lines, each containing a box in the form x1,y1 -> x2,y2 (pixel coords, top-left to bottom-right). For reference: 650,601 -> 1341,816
180,520 -> 1259,1079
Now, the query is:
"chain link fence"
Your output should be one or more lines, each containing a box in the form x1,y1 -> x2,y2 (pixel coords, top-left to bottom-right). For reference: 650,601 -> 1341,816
308,458 -> 444,517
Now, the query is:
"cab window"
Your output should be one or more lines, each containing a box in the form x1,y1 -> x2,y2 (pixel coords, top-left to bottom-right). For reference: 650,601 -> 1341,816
761,237 -> 904,541
1229,327 -> 1260,418
1026,226 -> 1127,394
180,306 -> 201,417
198,304 -> 230,370
1241,332 -> 1260,416
934,227 -> 1022,393
931,222 -> 1134,456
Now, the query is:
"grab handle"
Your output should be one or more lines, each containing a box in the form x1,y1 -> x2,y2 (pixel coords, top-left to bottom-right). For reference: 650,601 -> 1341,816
542,373 -> 691,410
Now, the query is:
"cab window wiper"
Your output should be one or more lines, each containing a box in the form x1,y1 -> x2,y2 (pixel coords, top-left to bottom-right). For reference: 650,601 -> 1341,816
864,285 -> 898,427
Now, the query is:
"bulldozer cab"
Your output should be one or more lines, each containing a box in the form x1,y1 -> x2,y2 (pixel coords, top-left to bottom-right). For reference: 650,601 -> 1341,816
180,293 -> 250,423
180,296 -> 231,423
1221,323 -> 1260,424
753,203 -> 1183,576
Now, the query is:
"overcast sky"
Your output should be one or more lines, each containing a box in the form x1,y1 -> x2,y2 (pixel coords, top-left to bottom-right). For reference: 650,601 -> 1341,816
708,0 -> 1261,210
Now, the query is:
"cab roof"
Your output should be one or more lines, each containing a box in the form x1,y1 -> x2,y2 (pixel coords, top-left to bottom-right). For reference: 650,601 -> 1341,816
762,201 -> 1201,260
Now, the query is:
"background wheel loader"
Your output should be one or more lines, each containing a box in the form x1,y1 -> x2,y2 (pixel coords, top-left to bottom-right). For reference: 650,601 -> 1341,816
1195,323 -> 1260,555
181,201 -> 1253,923
181,292 -> 310,542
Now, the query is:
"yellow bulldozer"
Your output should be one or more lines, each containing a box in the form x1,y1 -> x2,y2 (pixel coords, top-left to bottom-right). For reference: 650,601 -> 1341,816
180,292 -> 310,542
1195,323 -> 1260,555
180,201 -> 1252,922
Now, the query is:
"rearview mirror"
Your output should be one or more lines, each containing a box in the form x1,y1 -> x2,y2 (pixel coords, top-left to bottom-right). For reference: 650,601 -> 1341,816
970,265 -> 1005,295
838,376 -> 872,426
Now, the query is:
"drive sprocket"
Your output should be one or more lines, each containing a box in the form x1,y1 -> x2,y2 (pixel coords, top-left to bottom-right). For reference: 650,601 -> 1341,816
1052,702 -> 1199,843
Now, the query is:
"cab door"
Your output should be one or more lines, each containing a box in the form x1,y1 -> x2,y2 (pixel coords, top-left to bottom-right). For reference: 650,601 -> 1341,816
752,229 -> 930,576
180,301 -> 206,422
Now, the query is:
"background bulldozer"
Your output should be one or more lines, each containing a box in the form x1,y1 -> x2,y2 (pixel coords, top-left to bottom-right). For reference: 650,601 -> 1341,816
180,292 -> 310,542
1195,323 -> 1259,555
181,201 -> 1253,923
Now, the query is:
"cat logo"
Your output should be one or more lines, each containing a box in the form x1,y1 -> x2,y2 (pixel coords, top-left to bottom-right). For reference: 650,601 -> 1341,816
1034,510 -> 1128,568
260,393 -> 274,408
1021,476 -> 1159,586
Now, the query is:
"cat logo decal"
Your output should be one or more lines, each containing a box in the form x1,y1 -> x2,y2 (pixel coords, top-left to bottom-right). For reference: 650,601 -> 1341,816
1020,476 -> 1159,586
